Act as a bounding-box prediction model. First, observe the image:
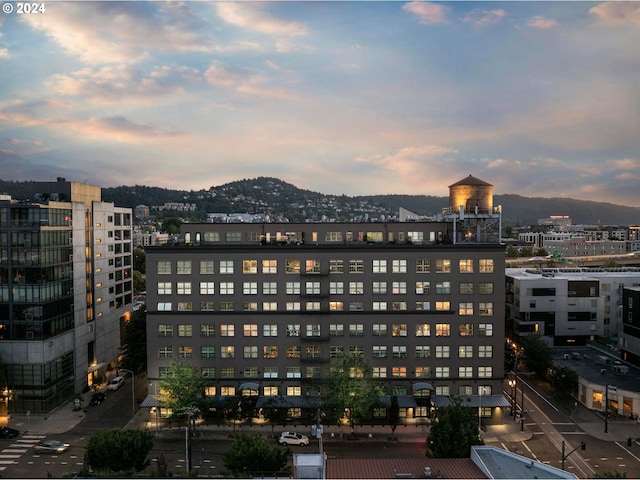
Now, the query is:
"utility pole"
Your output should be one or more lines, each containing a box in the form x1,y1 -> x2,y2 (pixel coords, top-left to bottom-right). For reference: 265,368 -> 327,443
520,377 -> 525,432
561,440 -> 586,470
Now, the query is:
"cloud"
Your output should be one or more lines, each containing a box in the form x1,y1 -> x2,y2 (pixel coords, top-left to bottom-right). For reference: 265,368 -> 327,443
610,158 -> 639,170
203,61 -> 300,99
589,2 -> 640,27
527,16 -> 557,29
204,61 -> 240,87
82,116 -> 180,141
215,3 -> 308,36
402,2 -> 450,25
460,9 -> 508,28
21,2 -> 216,65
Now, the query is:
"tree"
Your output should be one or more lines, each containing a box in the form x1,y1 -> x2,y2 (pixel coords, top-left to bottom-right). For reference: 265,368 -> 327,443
521,333 -> 553,377
223,433 -> 290,476
321,355 -> 385,433
426,397 -> 483,458
159,361 -> 207,430
388,394 -> 400,439
133,246 -> 146,274
506,245 -> 519,258
86,429 -> 153,474
133,270 -> 146,295
163,217 -> 181,235
119,306 -> 147,375
549,365 -> 579,396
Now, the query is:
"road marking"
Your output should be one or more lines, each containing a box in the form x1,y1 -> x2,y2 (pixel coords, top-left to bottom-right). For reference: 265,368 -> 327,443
614,441 -> 640,462
1,449 -> 27,454
521,442 -> 539,460
500,442 -> 509,451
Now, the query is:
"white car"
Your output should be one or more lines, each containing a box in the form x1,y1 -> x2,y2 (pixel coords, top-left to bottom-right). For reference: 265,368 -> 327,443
279,431 -> 309,446
108,376 -> 125,391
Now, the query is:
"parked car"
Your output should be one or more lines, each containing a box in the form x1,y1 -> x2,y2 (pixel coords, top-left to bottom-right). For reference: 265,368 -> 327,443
108,376 -> 125,391
279,431 -> 309,446
0,427 -> 19,439
89,392 -> 107,405
33,439 -> 70,453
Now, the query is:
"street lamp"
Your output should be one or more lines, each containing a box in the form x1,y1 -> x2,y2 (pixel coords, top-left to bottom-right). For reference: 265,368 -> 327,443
508,378 -> 516,416
120,368 -> 136,417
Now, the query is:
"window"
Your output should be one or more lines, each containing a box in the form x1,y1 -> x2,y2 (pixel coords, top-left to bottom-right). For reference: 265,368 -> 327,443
243,282 -> 258,295
329,282 -> 344,294
286,282 -> 301,294
220,324 -> 235,337
287,346 -> 301,359
200,260 -> 215,274
435,301 -> 451,311
330,346 -> 345,358
286,302 -> 301,311
459,366 -> 473,378
178,346 -> 193,358
459,323 -> 473,336
392,367 -> 407,378
329,259 -> 344,273
435,259 -> 451,273
349,346 -> 364,357
244,346 -> 258,359
178,325 -> 192,337
157,261 -> 171,274
226,232 -> 242,242
325,231 -> 343,242
306,301 -> 320,311
459,302 -> 473,316
416,301 -> 431,311
459,346 -> 473,358
479,282 -> 494,294
372,345 -> 387,358
329,301 -> 343,310
372,367 -> 387,378
415,281 -> 430,294
349,302 -> 364,311
264,367 -> 278,379
287,324 -> 300,337
349,282 -> 364,294
392,323 -> 407,337
372,323 -> 387,336
286,367 -> 301,379
392,346 -> 407,358
416,366 -> 430,377
221,346 -> 235,359
219,260 -> 234,274
459,259 -> 474,273
286,259 -> 301,273
367,231 -> 383,243
177,261 -> 191,274
200,324 -> 215,337
158,282 -> 172,295
392,259 -> 407,273
305,260 -> 321,274
177,302 -> 192,311
479,302 -> 494,316
306,324 -> 321,337
263,324 -> 277,336
478,345 -> 493,358
200,282 -> 215,295
392,281 -> 406,294
435,323 -> 450,336
201,302 -> 215,311
478,366 -> 493,378
435,345 -> 450,358
244,367 -> 259,378
372,259 -> 387,273
263,282 -> 277,295
158,324 -> 173,336
479,323 -> 493,336
306,281 -> 320,295
408,231 -> 424,243
306,345 -> 321,359
460,282 -> 474,294
177,282 -> 191,295
243,324 -> 258,337
201,346 -> 215,359
415,324 -> 430,337
416,259 -> 430,273
159,346 -> 173,358
203,232 -> 219,243
435,367 -> 449,378
435,281 -> 451,294
220,282 -> 234,295
220,369 -> 234,379
372,281 -> 387,294
220,301 -> 234,311
349,324 -> 364,336
373,301 -> 387,311
263,301 -> 277,311
202,368 -> 216,378
262,259 -> 277,274
479,259 -> 494,273
329,324 -> 344,336
243,260 -> 258,274
392,301 -> 407,311
243,302 -> 258,311
349,259 -> 364,273
415,346 -> 430,358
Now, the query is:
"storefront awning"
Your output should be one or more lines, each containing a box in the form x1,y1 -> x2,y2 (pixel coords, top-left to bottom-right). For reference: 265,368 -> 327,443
239,382 -> 260,391
140,395 -> 164,408
379,395 -> 417,409
87,362 -> 105,373
433,395 -> 511,408
412,382 -> 435,392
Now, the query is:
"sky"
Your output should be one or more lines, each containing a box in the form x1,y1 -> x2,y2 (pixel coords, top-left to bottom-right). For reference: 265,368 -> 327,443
1,1 -> 639,206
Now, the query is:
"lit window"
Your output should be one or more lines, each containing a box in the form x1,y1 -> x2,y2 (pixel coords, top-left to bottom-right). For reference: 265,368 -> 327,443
459,259 -> 474,273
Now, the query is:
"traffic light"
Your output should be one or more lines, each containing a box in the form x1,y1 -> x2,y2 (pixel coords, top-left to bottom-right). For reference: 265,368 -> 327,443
581,442 -> 586,451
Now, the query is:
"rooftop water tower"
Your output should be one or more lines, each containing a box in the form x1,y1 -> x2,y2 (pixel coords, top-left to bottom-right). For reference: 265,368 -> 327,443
446,175 -> 502,244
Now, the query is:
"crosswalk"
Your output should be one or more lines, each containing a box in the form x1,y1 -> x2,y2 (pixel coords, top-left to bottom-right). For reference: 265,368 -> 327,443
0,434 -> 46,471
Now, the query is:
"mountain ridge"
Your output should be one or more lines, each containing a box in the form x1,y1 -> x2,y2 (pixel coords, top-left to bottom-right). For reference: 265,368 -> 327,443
1,177 -> 639,226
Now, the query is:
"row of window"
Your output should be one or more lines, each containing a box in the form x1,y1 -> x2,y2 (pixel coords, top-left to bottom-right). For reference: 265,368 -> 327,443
157,365 -> 495,381
157,280 -> 495,295
157,258 -> 495,275
157,322 -> 494,337
158,344 -> 494,360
